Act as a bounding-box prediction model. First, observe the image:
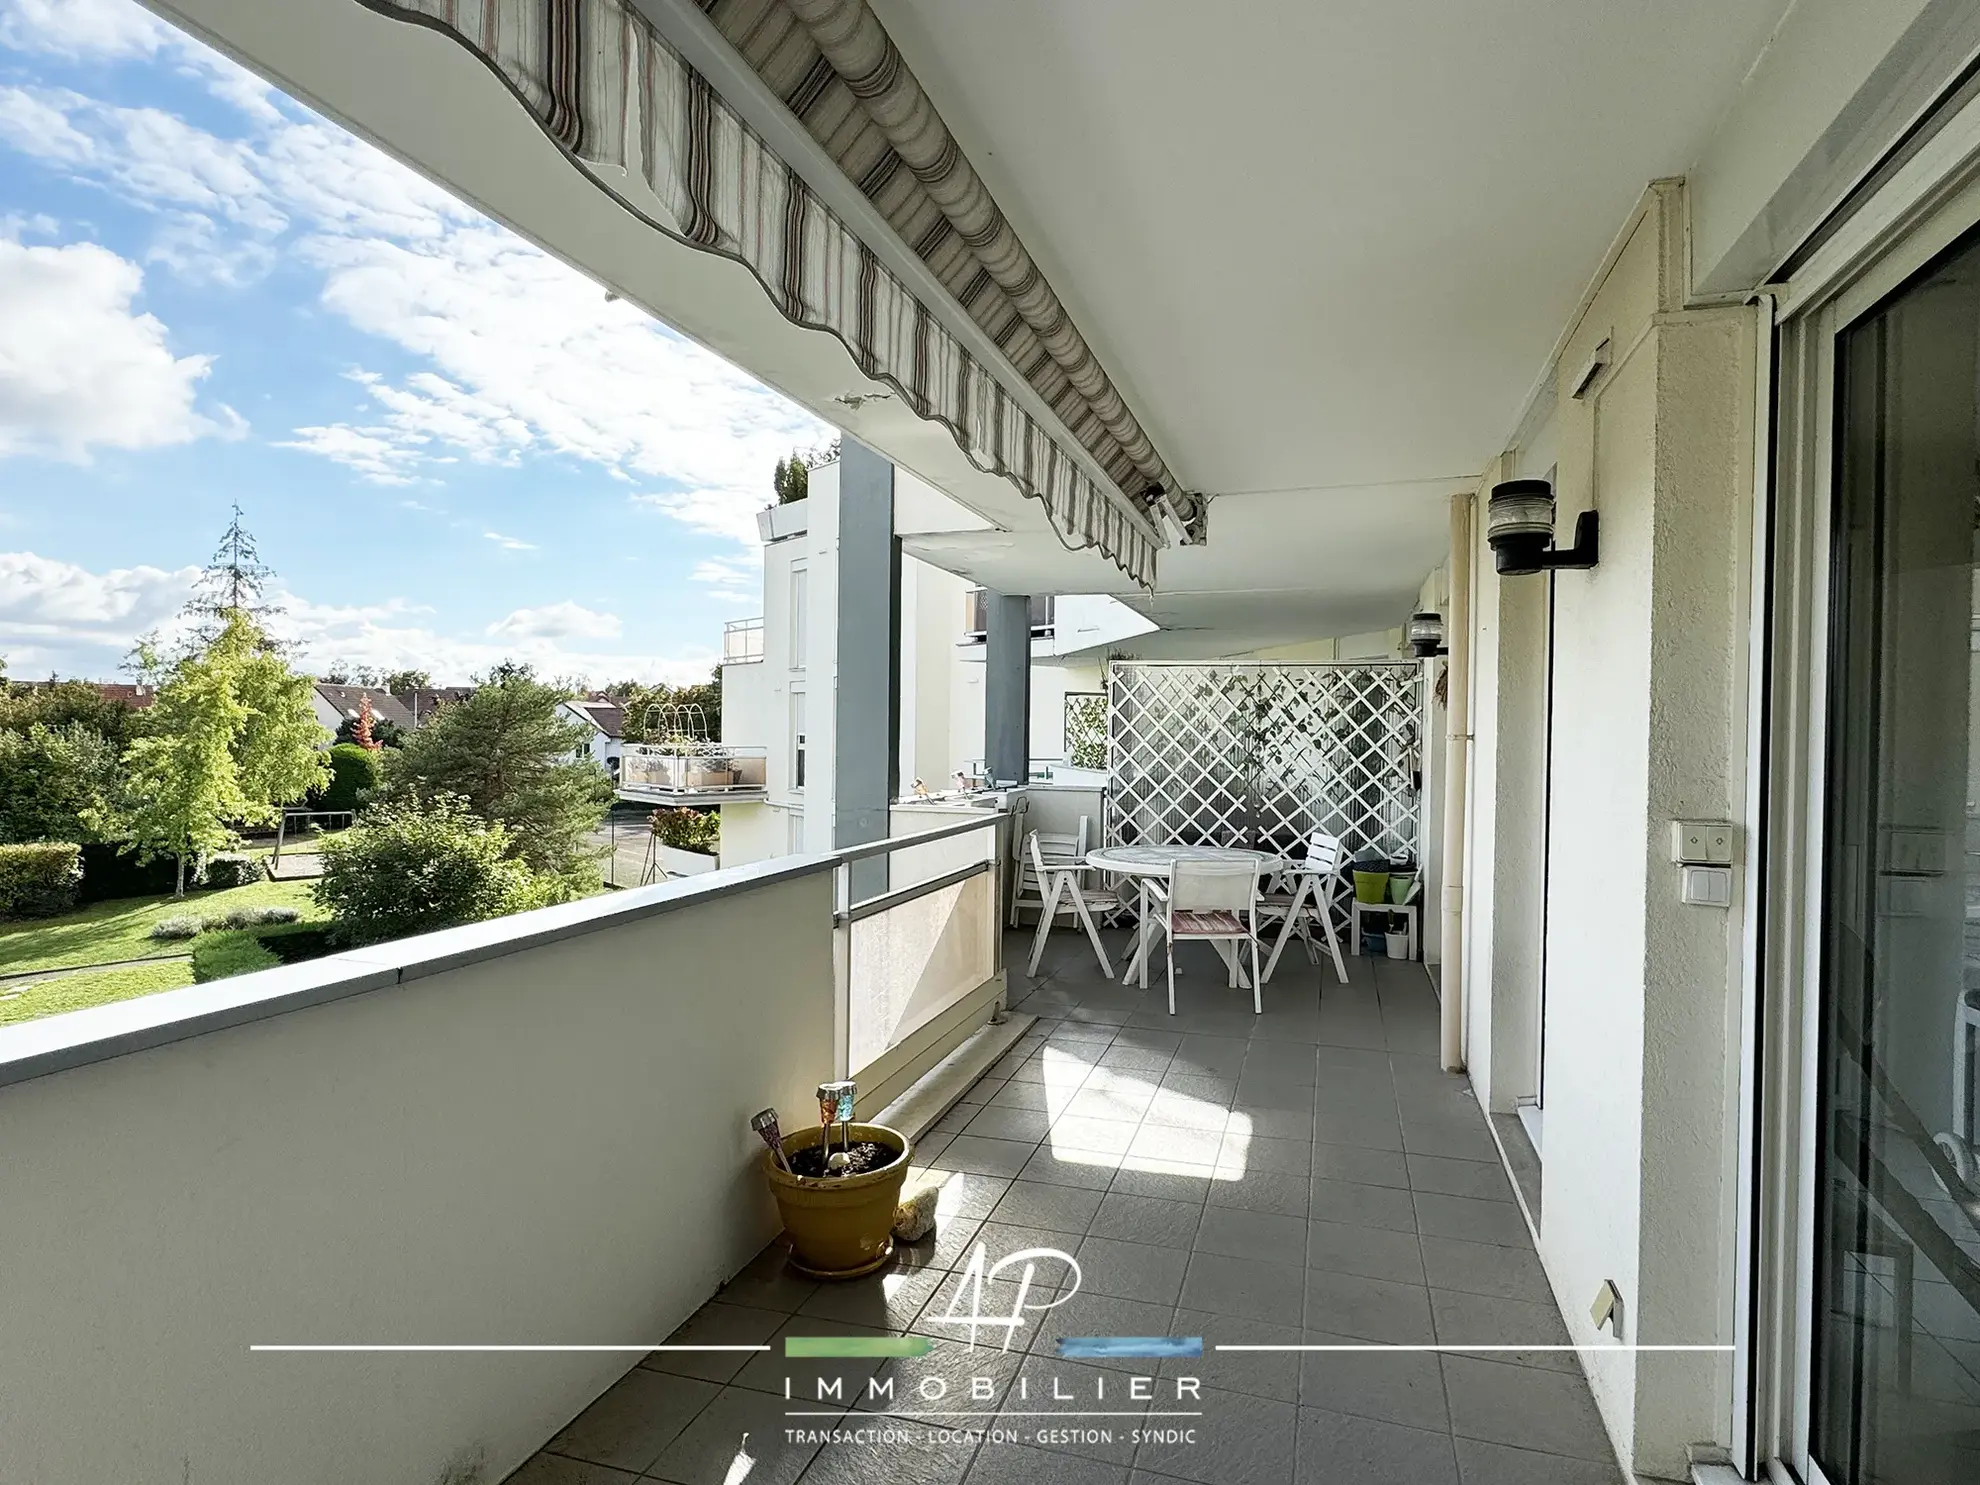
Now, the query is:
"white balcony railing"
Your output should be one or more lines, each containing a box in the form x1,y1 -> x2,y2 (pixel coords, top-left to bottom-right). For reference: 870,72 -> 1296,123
617,743 -> 768,799
722,616 -> 764,663
0,811 -> 1009,1484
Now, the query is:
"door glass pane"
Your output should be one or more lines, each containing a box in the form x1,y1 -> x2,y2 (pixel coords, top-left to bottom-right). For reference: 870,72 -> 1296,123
1816,229 -> 1980,1484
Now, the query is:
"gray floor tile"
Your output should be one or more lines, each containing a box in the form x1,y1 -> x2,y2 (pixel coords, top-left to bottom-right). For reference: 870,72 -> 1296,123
798,1263 -> 948,1330
1141,1092 -> 1232,1132
1302,1268 -> 1434,1344
735,1319 -> 889,1400
1204,1167 -> 1311,1218
1313,1046 -> 1395,1072
1158,1073 -> 1237,1106
1297,1332 -> 1450,1430
1235,1076 -> 1319,1113
1090,1191 -> 1204,1249
1442,1356 -> 1614,1461
933,1173 -> 1015,1222
1097,1045 -> 1174,1073
1311,1142 -> 1409,1189
909,1271 -> 1063,1346
1194,1204 -> 1309,1267
1430,1289 -> 1577,1371
1168,1308 -> 1303,1401
1453,1436 -> 1626,1485
965,1441 -> 1130,1485
1239,1105 -> 1319,1141
1400,1119 -> 1500,1162
933,1136 -> 1039,1179
795,1427 -> 979,1485
977,1220 -> 1079,1261
1179,1251 -> 1308,1324
1242,1044 -> 1322,1084
893,1216 -> 986,1276
1413,1193 -> 1532,1248
544,1367 -> 719,1473
503,1455 -> 640,1485
646,1385 -> 835,1484
1019,1145 -> 1122,1190
965,1106 -> 1054,1143
1108,1161 -> 1220,1203
1310,1177 -> 1418,1233
1008,1356 -> 1145,1464
1173,1035 -> 1250,1079
989,1179 -> 1106,1235
1076,1234 -> 1192,1305
1293,1406 -> 1458,1485
1304,1218 -> 1424,1285
644,1300 -> 786,1383
855,1344 -> 1024,1420
1408,1153 -> 1515,1201
719,1244 -> 820,1314
1308,1108 -> 1405,1152
987,1082 -> 1054,1111
1128,1124 -> 1225,1166
1218,1131 -> 1312,1175
1133,1384 -> 1295,1485
1029,1290 -> 1181,1370
1417,1236 -> 1552,1303
1066,1083 -> 1158,1122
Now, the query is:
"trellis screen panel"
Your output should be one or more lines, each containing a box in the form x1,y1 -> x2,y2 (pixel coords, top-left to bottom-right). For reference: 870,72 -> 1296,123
1105,662 -> 1423,863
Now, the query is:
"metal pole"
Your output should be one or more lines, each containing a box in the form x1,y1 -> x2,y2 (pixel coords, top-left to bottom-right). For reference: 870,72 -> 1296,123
272,811 -> 285,869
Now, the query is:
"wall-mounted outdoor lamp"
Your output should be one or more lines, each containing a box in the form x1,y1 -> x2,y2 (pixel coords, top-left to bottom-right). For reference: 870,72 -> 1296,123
1485,479 -> 1599,576
1405,611 -> 1448,659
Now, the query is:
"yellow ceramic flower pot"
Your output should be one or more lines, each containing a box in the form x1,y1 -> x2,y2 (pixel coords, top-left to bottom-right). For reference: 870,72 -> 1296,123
764,1123 -> 912,1280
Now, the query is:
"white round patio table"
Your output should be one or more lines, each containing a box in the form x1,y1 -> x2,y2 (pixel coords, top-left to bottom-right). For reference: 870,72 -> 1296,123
1085,845 -> 1283,989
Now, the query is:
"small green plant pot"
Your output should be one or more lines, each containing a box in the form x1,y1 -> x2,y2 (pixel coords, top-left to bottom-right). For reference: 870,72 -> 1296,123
1353,870 -> 1390,905
1387,873 -> 1417,905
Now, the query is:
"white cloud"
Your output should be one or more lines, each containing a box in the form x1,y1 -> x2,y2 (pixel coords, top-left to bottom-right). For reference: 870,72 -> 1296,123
486,602 -> 622,643
689,554 -> 762,607
0,237 -> 243,459
275,422 -> 421,485
0,549 -> 712,687
482,530 -> 534,551
0,0 -> 171,60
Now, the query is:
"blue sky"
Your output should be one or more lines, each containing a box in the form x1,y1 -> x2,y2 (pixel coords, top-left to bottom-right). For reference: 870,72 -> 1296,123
0,0 -> 829,684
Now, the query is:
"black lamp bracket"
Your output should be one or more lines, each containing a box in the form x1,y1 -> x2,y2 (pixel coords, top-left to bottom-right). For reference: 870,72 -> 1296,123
1535,509 -> 1600,571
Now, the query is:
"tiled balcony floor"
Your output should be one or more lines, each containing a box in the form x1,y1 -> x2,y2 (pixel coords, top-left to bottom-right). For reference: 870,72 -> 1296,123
509,931 -> 1623,1485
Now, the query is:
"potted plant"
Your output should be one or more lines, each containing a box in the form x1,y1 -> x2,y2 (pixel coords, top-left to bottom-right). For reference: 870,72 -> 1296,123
755,1095 -> 913,1280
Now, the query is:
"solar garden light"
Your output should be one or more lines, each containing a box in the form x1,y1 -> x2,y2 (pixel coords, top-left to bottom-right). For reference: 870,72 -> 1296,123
1485,478 -> 1599,576
1405,612 -> 1448,659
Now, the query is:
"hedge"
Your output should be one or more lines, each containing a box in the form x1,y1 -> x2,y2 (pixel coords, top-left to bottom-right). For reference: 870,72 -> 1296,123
317,742 -> 383,813
76,842 -> 177,903
200,854 -> 259,890
190,922 -> 338,983
0,842 -> 84,920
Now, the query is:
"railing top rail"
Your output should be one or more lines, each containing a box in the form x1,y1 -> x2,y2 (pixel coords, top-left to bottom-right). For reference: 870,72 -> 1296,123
725,616 -> 764,630
0,809 -> 1012,1091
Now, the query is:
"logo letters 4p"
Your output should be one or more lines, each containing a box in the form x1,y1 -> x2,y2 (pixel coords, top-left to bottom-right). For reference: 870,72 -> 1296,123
925,1244 -> 1082,1350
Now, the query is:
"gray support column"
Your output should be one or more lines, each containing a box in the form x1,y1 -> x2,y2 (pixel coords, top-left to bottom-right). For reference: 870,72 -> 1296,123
984,591 -> 1032,788
834,438 -> 901,900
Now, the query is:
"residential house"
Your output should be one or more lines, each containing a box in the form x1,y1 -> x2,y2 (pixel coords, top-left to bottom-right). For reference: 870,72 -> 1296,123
307,683 -> 414,744
556,695 -> 626,779
390,685 -> 476,728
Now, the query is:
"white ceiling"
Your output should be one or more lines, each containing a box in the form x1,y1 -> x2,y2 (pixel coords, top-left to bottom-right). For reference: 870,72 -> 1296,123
870,0 -> 1792,641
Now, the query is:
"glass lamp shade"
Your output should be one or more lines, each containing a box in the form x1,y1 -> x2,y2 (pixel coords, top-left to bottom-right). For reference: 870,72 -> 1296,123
1486,478 -> 1558,575
1406,611 -> 1445,657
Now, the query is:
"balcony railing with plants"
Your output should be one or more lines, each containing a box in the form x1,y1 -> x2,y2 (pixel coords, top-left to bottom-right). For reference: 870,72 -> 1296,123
722,617 -> 764,664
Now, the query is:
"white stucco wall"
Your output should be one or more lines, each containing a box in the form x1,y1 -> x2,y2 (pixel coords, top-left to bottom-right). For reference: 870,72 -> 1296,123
1473,185 -> 1756,1478
0,870 -> 838,1485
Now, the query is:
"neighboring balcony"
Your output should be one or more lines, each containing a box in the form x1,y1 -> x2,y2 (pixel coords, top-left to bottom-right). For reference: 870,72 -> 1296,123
723,616 -> 765,665
961,589 -> 1055,642
617,743 -> 770,804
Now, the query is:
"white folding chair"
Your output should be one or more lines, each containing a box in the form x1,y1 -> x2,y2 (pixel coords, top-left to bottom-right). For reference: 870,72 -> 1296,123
1259,831 -> 1351,985
1160,858 -> 1264,1015
1025,832 -> 1121,977
1008,816 -> 1088,925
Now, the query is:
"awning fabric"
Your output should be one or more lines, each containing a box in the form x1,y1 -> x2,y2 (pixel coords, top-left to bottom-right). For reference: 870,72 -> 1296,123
362,0 -> 1160,588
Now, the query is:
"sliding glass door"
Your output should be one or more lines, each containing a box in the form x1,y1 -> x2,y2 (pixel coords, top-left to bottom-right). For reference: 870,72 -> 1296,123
1813,225 -> 1980,1485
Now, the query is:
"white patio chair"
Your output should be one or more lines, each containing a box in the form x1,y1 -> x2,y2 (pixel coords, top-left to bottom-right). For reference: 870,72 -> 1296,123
1160,857 -> 1264,1016
1008,815 -> 1089,925
1024,831 -> 1121,977
1258,831 -> 1351,985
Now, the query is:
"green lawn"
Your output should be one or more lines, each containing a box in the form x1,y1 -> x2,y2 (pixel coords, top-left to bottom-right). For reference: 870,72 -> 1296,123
0,878 -> 324,976
0,960 -> 197,1026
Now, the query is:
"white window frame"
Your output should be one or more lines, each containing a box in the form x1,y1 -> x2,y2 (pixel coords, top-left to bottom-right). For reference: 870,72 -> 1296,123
789,564 -> 809,673
1747,87 -> 1980,1485
790,688 -> 807,793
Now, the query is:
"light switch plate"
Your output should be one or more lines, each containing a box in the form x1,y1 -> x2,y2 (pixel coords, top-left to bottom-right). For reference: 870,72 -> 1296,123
1671,820 -> 1737,865
1681,864 -> 1734,907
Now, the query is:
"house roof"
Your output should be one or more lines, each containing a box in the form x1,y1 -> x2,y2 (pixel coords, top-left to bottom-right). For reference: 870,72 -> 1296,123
314,684 -> 416,732
566,698 -> 627,739
390,687 -> 476,724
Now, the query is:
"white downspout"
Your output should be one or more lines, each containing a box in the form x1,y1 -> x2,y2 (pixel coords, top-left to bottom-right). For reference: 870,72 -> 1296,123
1440,492 -> 1474,1071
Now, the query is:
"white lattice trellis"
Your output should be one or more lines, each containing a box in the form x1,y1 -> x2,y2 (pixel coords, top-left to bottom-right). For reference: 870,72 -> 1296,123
1064,692 -> 1108,770
1105,662 -> 1423,865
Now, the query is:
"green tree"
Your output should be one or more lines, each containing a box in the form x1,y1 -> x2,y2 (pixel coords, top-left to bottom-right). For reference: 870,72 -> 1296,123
382,668 -> 432,693
318,742 -> 384,813
185,503 -> 282,641
313,793 -> 558,946
0,679 -> 139,747
607,669 -> 723,743
0,723 -> 126,844
123,612 -> 329,894
381,662 -> 612,884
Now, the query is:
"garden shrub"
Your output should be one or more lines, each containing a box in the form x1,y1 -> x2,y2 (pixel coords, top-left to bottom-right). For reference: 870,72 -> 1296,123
648,806 -> 718,854
219,904 -> 300,929
314,793 -> 561,948
318,742 -> 384,813
76,842 -> 178,903
200,854 -> 259,890
0,841 -> 83,920
150,915 -> 205,941
190,921 -> 338,982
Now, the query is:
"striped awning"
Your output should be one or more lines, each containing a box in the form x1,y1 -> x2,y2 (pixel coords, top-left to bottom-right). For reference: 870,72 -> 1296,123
362,0 -> 1162,588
